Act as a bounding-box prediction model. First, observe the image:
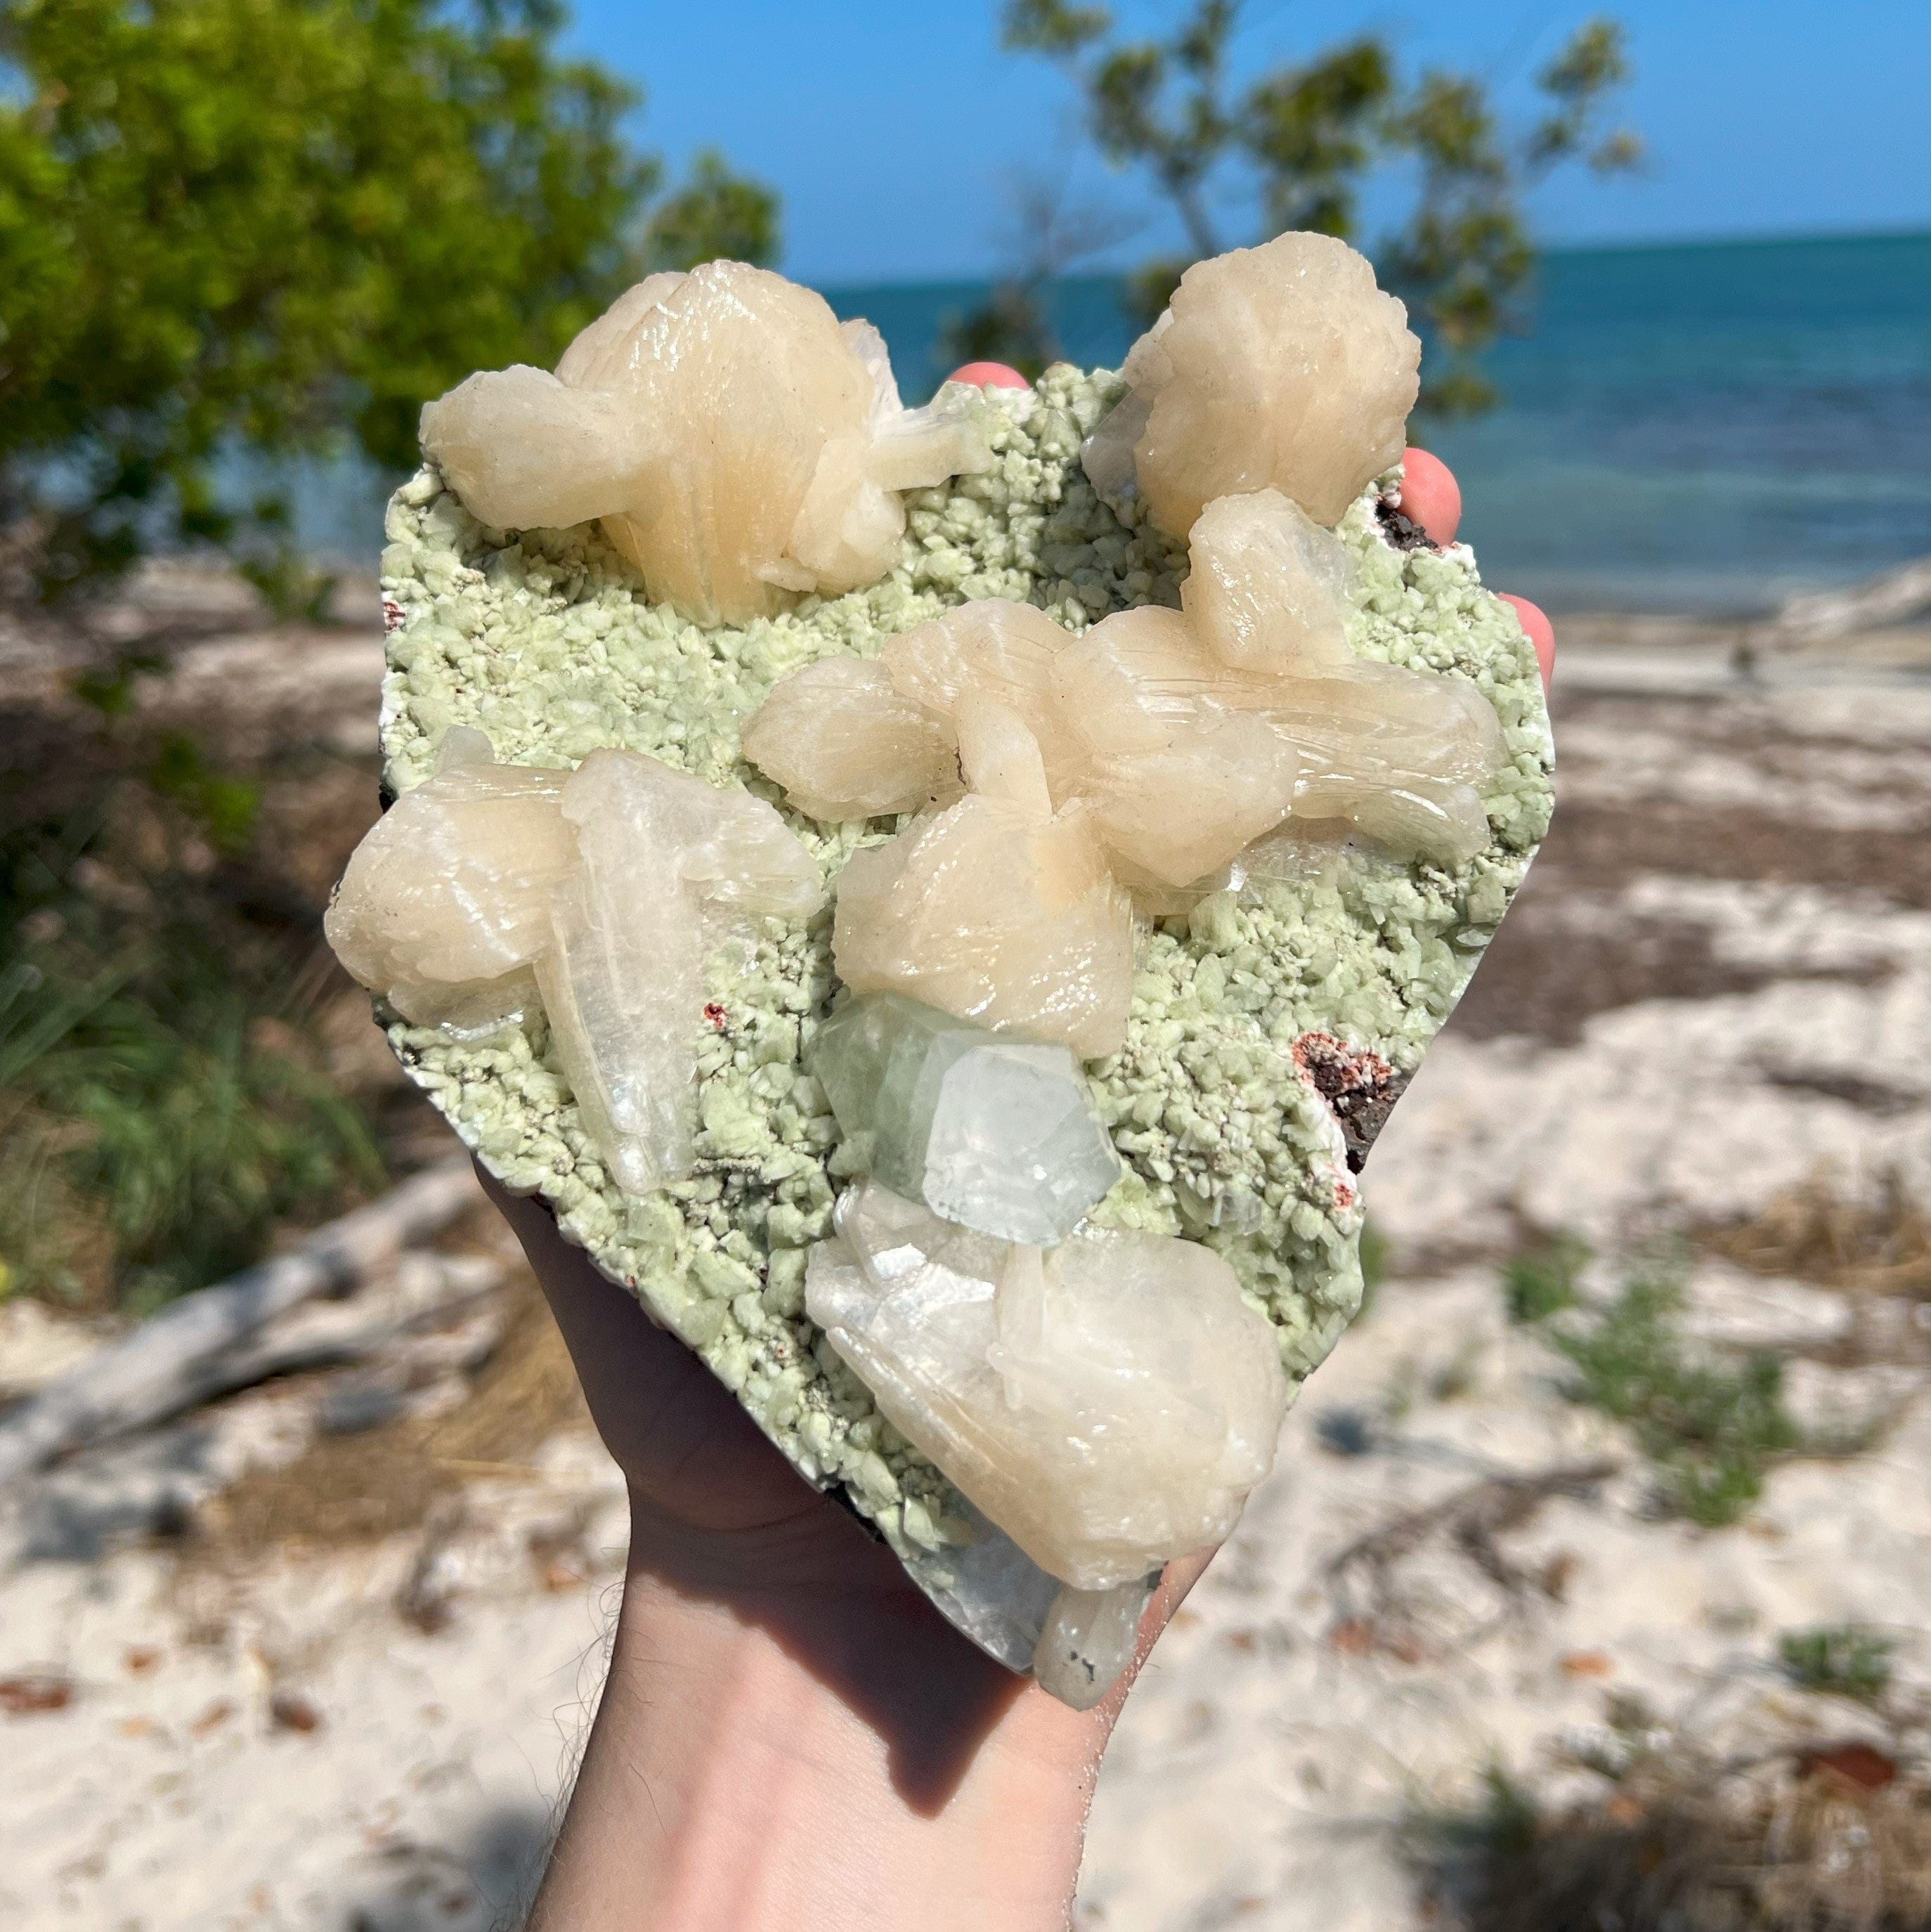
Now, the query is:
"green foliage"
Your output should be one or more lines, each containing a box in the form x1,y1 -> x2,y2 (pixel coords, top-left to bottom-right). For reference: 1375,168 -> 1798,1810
1,732 -> 380,1307
1502,1233 -> 1589,1325
1778,1625 -> 1896,1704
145,733 -> 262,853
0,0 -> 774,592
8,971 -> 382,1310
1549,1266 -> 1801,1527
642,148 -> 780,275
991,1 -> 1639,407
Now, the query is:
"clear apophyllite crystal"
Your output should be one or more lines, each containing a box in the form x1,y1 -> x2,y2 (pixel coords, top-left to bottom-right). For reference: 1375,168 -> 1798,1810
420,263 -> 988,624
811,992 -> 1120,1245
1081,231 -> 1420,533
805,1183 -> 1289,1592
540,748 -> 823,1194
831,794 -> 1133,1060
324,732 -> 573,1032
1032,1578 -> 1156,1711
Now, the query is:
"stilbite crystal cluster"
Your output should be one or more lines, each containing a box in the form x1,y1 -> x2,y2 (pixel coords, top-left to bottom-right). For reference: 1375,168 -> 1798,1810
805,1182 -> 1289,1591
1081,231 -> 1421,533
831,794 -> 1134,1058
746,485 -> 1504,1057
419,262 -> 987,624
811,992 -> 1120,1245
328,738 -> 821,1194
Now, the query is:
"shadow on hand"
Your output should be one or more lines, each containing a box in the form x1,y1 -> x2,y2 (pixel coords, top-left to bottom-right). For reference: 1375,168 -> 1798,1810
480,1167 -> 1043,1815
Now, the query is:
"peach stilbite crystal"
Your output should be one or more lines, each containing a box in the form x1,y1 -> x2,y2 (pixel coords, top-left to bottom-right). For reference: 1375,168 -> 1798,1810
323,732 -> 572,1032
1081,231 -> 1421,532
1182,489 -> 1354,673
743,599 -> 1084,822
420,263 -> 987,624
831,795 -> 1132,1060
739,658 -> 962,823
805,1182 -> 1289,1592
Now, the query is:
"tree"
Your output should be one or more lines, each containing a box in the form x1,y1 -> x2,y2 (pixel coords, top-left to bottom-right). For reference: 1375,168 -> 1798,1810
983,1 -> 1639,413
0,0 -> 777,595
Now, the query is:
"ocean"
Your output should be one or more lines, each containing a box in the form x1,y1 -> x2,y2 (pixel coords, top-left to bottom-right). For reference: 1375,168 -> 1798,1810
304,231 -> 1931,619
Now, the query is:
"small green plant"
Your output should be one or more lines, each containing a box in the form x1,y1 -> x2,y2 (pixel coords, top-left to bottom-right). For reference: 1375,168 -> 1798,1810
1552,1267 -> 1800,1527
1779,1625 -> 1896,1704
1502,1233 -> 1589,1324
146,734 -> 262,854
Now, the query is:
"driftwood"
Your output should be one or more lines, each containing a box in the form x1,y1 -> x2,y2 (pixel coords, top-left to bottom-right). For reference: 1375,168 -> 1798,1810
151,1249 -> 507,1434
0,1156 -> 481,1486
1762,555 -> 1931,649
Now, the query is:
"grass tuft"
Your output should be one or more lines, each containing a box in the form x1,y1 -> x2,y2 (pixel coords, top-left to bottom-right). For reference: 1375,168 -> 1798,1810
1501,1245 -> 1807,1528
1779,1626 -> 1897,1704
1552,1266 -> 1801,1526
1415,1735 -> 1931,1932
1502,1233 -> 1589,1324
1,718 -> 381,1309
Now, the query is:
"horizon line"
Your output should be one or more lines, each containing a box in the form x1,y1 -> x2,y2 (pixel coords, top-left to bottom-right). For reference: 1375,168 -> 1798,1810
813,222 -> 1930,292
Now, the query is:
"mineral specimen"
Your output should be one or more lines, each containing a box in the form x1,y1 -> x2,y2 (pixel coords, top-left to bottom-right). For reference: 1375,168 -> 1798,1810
420,262 -> 988,624
538,748 -> 822,1194
363,274 -> 1555,1702
811,992 -> 1119,1245
1081,231 -> 1420,532
805,1183 -> 1290,1591
323,731 -> 572,1032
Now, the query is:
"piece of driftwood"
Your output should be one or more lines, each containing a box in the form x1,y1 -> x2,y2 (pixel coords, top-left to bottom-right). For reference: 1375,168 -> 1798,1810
0,1156 -> 481,1485
155,1249 -> 508,1432
1764,555 -> 1931,648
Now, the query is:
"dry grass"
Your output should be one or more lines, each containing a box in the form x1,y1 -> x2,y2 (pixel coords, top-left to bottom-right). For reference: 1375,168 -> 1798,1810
191,1246 -> 589,1566
1429,1744 -> 1931,1932
1708,1169 -> 1931,1301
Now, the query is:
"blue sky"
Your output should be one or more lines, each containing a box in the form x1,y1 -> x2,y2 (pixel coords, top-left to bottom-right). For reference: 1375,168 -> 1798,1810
564,1 -> 1931,285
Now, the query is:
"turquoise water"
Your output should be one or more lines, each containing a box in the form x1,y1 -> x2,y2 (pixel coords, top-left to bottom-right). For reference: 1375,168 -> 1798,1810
298,232 -> 1931,618
826,232 -> 1931,618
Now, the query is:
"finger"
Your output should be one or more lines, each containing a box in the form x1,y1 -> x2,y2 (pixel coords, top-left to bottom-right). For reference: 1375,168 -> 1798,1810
1495,591 -> 1556,692
1397,446 -> 1461,546
944,361 -> 1031,391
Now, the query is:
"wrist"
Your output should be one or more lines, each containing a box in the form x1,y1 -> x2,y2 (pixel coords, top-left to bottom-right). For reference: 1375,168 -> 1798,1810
531,1526 -> 1108,1931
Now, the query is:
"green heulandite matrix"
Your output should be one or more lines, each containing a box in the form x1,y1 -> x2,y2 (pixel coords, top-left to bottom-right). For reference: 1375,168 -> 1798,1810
339,242 -> 1553,1708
